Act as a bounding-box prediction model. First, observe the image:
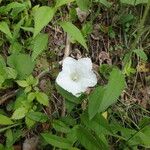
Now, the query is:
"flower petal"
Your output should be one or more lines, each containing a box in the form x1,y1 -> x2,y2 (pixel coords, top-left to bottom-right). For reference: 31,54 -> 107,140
62,57 -> 77,73
78,58 -> 92,71
56,71 -> 86,97
80,71 -> 97,88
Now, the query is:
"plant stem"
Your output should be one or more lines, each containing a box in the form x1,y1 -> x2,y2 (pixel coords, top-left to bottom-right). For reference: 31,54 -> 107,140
131,0 -> 150,49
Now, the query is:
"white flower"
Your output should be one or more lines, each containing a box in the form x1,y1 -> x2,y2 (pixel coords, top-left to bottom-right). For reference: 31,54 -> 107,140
56,57 -> 97,97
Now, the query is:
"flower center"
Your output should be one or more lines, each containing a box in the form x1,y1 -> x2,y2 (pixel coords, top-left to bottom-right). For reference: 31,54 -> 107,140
70,72 -> 80,82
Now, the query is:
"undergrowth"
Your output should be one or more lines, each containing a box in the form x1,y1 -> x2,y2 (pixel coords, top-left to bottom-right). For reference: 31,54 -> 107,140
0,0 -> 150,149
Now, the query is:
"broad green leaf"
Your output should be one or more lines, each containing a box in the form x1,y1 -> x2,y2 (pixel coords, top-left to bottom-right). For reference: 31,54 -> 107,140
14,94 -> 29,110
76,126 -> 108,150
81,113 -> 112,135
36,92 -> 49,106
7,54 -> 35,79
133,49 -> 148,61
88,86 -> 105,119
0,2 -> 26,14
0,114 -> 14,125
59,21 -> 88,50
52,120 -> 71,133
0,22 -> 12,39
27,111 -> 48,123
76,0 -> 90,11
41,133 -> 72,149
95,0 -> 112,8
99,68 -> 126,112
31,33 -> 48,60
118,126 -> 150,147
27,92 -> 36,102
120,0 -> 148,5
16,80 -> 28,87
34,6 -> 55,38
5,67 -> 17,79
55,0 -> 75,8
12,107 -> 26,120
25,116 -> 35,129
139,126 -> 150,147
9,42 -> 23,54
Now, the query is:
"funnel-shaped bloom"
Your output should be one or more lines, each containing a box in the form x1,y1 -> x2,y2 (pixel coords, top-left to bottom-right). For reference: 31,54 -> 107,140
56,57 -> 97,97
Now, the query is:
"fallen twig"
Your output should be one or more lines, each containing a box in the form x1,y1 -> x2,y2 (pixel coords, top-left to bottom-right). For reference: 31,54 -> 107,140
0,89 -> 19,105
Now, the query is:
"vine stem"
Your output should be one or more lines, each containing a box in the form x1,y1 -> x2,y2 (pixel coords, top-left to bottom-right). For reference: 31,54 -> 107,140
131,0 -> 150,49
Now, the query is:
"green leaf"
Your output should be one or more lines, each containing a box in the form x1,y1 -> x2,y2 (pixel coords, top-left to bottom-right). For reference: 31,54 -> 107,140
88,86 -> 105,119
25,116 -> 35,129
0,2 -> 26,14
31,33 -> 48,60
27,92 -> 36,102
5,129 -> 13,147
81,113 -> 112,135
55,0 -> 75,8
76,0 -> 90,11
34,6 -> 55,38
36,92 -> 49,106
99,68 -> 126,112
41,133 -> 72,149
0,114 -> 14,125
52,120 -> 71,133
95,0 -> 112,8
12,107 -> 27,120
59,21 -> 88,50
5,67 -> 17,79
133,49 -> 148,61
120,0 -> 148,5
16,80 -> 28,87
76,126 -> 107,150
0,21 -> 12,39
7,54 -> 35,79
27,111 -> 48,123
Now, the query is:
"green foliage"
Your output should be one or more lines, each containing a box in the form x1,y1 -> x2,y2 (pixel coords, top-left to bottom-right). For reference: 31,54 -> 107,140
41,133 -> 73,149
59,21 -> 88,50
35,92 -> 49,106
33,6 -> 55,38
95,0 -> 112,8
120,0 -> 148,5
52,120 -> 71,133
0,0 -> 149,149
133,49 -> 148,61
98,68 -> 126,112
76,0 -> 90,11
88,86 -> 105,119
0,114 -> 14,125
81,113 -> 112,135
88,68 -> 126,119
7,54 -> 35,79
0,21 -> 13,39
31,33 -> 48,60
27,111 -> 48,123
12,107 -> 27,120
55,0 -> 75,8
76,126 -> 108,150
